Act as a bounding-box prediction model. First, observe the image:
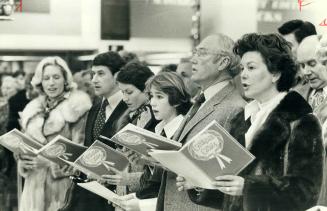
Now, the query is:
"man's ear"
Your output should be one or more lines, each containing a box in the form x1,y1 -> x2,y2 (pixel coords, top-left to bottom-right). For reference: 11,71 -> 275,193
113,71 -> 120,83
216,56 -> 231,71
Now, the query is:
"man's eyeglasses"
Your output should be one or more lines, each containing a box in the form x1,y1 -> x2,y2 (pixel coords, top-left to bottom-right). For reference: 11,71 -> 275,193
192,48 -> 226,57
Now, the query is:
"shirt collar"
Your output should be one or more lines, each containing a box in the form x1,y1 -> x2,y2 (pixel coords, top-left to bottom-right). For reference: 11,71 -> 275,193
203,81 -> 229,103
155,115 -> 184,139
244,92 -> 287,121
105,91 -> 123,110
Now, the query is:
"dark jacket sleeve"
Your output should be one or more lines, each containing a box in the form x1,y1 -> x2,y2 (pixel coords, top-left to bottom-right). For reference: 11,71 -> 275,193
243,114 -> 324,210
187,189 -> 224,209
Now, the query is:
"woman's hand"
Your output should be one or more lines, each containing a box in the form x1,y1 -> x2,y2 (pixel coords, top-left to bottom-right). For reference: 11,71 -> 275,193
50,164 -> 74,179
19,154 -> 50,169
124,149 -> 142,165
111,194 -> 140,211
176,176 -> 196,191
100,168 -> 130,186
213,175 -> 244,196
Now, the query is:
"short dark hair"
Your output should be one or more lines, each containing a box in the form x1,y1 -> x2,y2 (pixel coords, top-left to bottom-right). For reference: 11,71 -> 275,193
146,72 -> 192,115
233,33 -> 297,92
92,51 -> 126,75
160,64 -> 177,73
278,19 -> 317,43
117,62 -> 154,91
13,70 -> 25,78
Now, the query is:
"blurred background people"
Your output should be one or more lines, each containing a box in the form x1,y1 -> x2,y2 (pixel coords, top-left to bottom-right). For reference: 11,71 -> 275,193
73,70 -> 95,101
0,73 -> 17,211
176,57 -> 201,97
278,20 -> 317,99
17,56 -> 92,211
1,75 -> 18,100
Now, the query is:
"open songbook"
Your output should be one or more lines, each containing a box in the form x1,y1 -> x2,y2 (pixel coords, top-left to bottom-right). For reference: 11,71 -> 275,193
77,181 -> 119,202
100,123 -> 181,157
36,135 -> 87,166
71,140 -> 130,180
0,129 -> 43,155
148,120 -> 255,189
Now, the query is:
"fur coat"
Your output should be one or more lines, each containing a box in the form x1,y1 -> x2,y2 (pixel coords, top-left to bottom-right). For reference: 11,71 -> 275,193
190,91 -> 324,211
18,90 -> 92,211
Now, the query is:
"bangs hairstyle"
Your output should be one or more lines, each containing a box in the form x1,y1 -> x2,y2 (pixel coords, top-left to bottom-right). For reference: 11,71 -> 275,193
233,33 -> 297,92
146,72 -> 192,115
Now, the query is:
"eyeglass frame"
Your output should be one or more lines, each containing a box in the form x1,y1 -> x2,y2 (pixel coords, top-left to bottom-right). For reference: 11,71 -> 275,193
192,48 -> 229,58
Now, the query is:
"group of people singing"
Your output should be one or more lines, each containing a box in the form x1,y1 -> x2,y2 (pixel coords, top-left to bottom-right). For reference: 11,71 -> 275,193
6,19 -> 327,211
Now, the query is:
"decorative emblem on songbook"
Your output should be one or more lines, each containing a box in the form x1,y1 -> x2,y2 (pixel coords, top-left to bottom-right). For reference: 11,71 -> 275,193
80,146 -> 115,171
43,143 -> 68,158
116,132 -> 158,149
188,130 -> 232,170
3,135 -> 34,153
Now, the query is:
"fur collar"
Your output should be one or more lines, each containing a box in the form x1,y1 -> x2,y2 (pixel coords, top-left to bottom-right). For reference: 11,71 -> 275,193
21,90 -> 92,143
249,91 -> 312,160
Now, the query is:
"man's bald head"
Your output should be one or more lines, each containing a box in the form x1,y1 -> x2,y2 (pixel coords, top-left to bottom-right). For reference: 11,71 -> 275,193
297,35 -> 327,90
297,35 -> 320,62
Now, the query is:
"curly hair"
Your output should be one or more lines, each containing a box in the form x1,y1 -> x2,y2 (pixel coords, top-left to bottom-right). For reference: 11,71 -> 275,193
233,33 -> 297,92
92,51 -> 126,75
117,62 -> 154,91
146,72 -> 192,115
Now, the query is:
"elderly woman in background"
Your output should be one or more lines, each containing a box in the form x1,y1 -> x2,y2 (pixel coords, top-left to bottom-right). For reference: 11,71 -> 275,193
182,33 -> 324,211
17,57 -> 92,211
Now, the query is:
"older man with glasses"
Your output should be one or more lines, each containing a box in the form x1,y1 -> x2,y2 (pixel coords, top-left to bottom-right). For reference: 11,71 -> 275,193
155,33 -> 246,211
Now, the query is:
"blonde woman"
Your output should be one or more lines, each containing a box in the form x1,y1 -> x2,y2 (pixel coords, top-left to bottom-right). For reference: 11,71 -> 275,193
17,57 -> 92,211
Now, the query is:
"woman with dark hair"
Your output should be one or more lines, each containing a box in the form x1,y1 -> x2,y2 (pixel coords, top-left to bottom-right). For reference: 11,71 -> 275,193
224,33 -> 323,211
99,62 -> 157,211
180,33 -> 324,211
114,71 -> 192,211
17,57 -> 92,211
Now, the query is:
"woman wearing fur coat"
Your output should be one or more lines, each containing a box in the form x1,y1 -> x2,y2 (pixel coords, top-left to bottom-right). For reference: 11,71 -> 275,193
17,57 -> 92,211
183,34 -> 324,211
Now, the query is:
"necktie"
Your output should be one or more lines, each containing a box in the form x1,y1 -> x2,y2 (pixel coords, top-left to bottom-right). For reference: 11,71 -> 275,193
172,93 -> 205,141
160,129 -> 167,138
310,89 -> 326,110
93,99 -> 109,141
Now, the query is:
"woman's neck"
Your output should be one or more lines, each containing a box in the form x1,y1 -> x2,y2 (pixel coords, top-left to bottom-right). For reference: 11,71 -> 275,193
161,113 -> 178,127
255,88 -> 280,104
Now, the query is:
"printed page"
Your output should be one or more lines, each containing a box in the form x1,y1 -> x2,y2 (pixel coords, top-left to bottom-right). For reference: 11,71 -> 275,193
105,123 -> 181,157
0,128 -> 43,155
77,181 -> 119,202
149,149 -> 215,189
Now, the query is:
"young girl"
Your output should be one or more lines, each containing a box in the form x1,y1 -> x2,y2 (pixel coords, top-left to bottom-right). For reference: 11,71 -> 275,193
114,71 -> 192,211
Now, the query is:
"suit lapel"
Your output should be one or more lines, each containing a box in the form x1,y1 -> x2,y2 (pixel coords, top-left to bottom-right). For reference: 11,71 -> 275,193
178,83 -> 235,143
84,99 -> 102,147
101,100 -> 128,138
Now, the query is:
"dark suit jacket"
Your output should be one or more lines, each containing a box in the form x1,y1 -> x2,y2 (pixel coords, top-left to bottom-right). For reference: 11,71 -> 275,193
60,97 -> 128,211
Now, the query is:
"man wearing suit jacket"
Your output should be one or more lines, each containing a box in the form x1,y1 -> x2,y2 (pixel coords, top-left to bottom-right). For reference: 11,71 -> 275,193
155,34 -> 246,211
60,51 -> 127,211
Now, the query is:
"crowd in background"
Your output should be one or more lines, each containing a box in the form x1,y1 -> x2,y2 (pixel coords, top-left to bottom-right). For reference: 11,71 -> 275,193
0,19 -> 327,211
